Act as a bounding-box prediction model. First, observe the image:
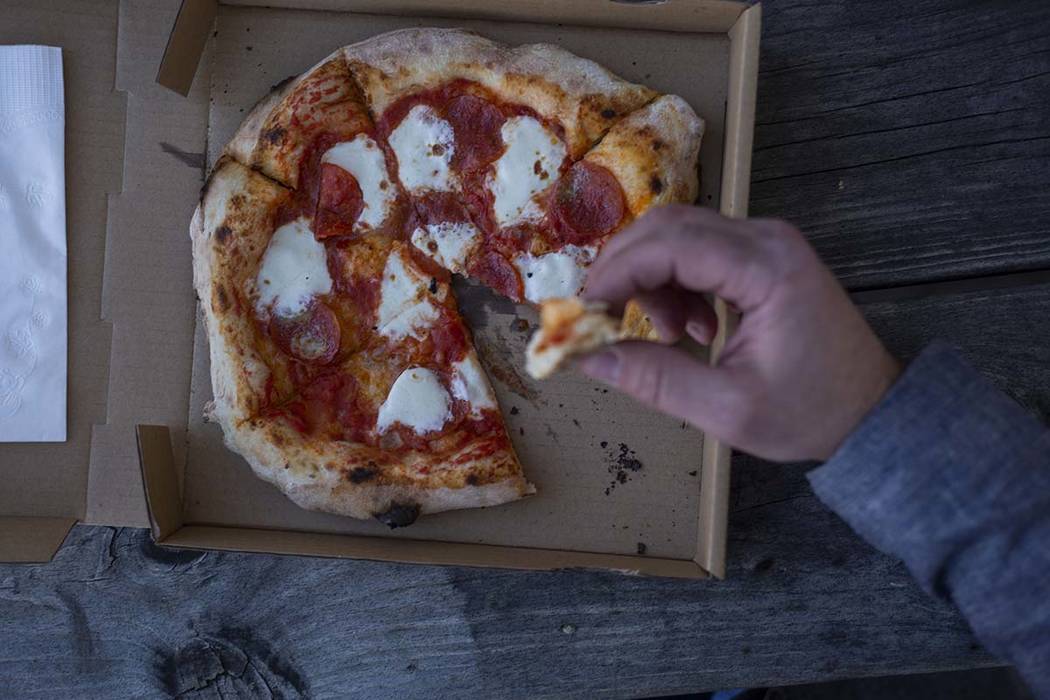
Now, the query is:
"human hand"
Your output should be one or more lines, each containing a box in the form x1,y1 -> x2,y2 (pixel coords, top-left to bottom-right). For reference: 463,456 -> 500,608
579,205 -> 900,462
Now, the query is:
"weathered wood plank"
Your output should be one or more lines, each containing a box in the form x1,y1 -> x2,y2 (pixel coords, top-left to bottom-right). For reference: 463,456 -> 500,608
753,0 -> 1050,289
5,282 -> 1049,698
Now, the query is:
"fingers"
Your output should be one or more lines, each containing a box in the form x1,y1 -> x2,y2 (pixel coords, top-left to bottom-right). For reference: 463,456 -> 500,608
585,206 -> 808,315
578,341 -> 741,432
632,288 -> 718,344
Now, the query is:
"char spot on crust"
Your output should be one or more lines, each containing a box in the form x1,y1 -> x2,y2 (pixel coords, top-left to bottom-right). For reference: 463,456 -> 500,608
270,75 -> 296,93
374,502 -> 421,529
651,138 -> 666,151
215,225 -> 233,244
600,108 -> 617,119
262,126 -> 286,145
466,473 -> 480,486
348,463 -> 378,483
649,175 -> 663,194
214,284 -> 231,312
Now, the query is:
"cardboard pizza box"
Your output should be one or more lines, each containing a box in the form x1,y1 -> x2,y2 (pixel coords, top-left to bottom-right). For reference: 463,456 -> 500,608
0,0 -> 760,578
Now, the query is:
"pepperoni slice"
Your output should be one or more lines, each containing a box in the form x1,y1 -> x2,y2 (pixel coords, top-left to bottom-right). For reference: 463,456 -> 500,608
314,162 -> 364,239
414,190 -> 473,227
429,312 -> 469,366
550,161 -> 626,245
269,300 -> 341,364
445,94 -> 506,173
468,250 -> 523,301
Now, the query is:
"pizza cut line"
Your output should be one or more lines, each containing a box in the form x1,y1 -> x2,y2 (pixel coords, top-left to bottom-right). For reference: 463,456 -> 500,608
191,28 -> 704,527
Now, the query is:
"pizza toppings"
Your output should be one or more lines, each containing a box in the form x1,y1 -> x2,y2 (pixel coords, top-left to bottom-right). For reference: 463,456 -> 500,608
255,216 -> 333,316
268,300 -> 341,364
468,250 -> 523,301
410,221 -> 481,273
376,246 -> 442,340
388,104 -> 457,193
450,352 -> 498,416
550,161 -> 625,243
376,367 -> 452,435
319,134 -> 396,233
488,115 -> 567,227
445,94 -> 506,173
515,244 -> 596,304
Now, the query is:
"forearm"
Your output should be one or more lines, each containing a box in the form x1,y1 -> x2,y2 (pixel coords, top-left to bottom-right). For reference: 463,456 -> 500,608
808,342 -> 1050,696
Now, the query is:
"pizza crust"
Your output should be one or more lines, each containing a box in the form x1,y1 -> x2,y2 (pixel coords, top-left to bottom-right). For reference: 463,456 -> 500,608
342,27 -> 657,157
525,298 -> 624,379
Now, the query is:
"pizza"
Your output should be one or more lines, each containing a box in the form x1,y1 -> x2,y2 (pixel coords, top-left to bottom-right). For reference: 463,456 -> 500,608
191,28 -> 703,527
525,298 -> 625,379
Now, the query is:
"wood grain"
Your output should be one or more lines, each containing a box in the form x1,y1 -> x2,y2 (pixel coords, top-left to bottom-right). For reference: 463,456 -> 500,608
6,283 -> 1048,698
752,0 -> 1050,290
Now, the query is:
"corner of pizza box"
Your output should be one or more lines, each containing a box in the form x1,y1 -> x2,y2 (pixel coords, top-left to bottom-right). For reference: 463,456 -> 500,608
135,425 -> 185,542
0,516 -> 78,564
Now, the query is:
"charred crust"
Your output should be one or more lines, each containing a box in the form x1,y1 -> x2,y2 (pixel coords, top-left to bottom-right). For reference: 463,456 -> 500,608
600,108 -> 617,119
215,225 -> 232,244
214,285 -> 231,312
466,473 -> 480,486
651,138 -> 666,151
428,277 -> 438,294
649,175 -> 664,194
262,126 -> 286,145
348,463 -> 378,483
373,502 -> 421,529
269,74 -> 297,94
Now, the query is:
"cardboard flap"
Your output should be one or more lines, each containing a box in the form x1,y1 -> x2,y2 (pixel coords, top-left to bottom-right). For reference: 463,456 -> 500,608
158,0 -> 218,95
136,425 -> 184,540
0,516 -> 76,563
162,525 -> 708,578
159,0 -> 748,97
720,2 -> 760,218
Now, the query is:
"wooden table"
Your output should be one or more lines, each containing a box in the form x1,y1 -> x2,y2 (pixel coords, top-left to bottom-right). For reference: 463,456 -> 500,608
3,1 -> 1049,696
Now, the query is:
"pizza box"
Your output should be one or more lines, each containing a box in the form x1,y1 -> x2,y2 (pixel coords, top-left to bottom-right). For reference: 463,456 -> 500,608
0,0 -> 759,578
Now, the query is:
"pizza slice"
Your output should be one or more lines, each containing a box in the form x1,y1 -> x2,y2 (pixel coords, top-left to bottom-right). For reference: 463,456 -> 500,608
525,298 -> 624,379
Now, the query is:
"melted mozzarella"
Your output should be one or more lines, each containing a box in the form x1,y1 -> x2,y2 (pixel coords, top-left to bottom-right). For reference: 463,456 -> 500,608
320,134 -> 396,231
376,367 -> 451,435
389,104 -> 456,193
450,353 -> 497,415
410,221 -> 481,273
255,217 -> 332,316
376,248 -> 440,340
488,116 -> 566,227
515,245 -> 596,304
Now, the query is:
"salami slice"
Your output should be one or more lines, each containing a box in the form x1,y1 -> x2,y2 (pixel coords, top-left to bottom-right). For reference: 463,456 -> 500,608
549,161 -> 625,244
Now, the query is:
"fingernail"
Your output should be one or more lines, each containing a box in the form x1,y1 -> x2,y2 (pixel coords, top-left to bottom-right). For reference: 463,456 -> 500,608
579,351 -> 620,383
686,320 -> 714,344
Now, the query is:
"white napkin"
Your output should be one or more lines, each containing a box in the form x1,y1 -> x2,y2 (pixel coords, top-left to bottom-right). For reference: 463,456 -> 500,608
0,46 -> 66,442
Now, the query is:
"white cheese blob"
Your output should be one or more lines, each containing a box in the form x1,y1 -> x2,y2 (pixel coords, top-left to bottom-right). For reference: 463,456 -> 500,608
450,353 -> 497,415
389,104 -> 456,193
515,245 -> 596,304
488,115 -> 567,227
255,217 -> 332,316
376,248 -> 440,340
376,367 -> 451,435
410,221 -> 481,273
320,134 -> 396,231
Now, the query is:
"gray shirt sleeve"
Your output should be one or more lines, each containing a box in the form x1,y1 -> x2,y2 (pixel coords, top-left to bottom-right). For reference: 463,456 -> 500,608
808,342 -> 1050,697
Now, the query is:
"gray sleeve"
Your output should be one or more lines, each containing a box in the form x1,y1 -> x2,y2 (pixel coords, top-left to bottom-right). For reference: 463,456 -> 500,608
808,342 -> 1050,697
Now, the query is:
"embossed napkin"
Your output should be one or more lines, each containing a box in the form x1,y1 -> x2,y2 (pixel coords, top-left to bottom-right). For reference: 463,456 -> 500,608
0,46 -> 66,441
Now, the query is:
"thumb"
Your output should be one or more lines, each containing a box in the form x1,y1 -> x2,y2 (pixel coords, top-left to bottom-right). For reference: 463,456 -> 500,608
578,341 -> 742,431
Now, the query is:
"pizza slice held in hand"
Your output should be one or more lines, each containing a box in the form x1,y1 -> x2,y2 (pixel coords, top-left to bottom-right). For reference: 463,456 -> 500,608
191,28 -> 703,526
